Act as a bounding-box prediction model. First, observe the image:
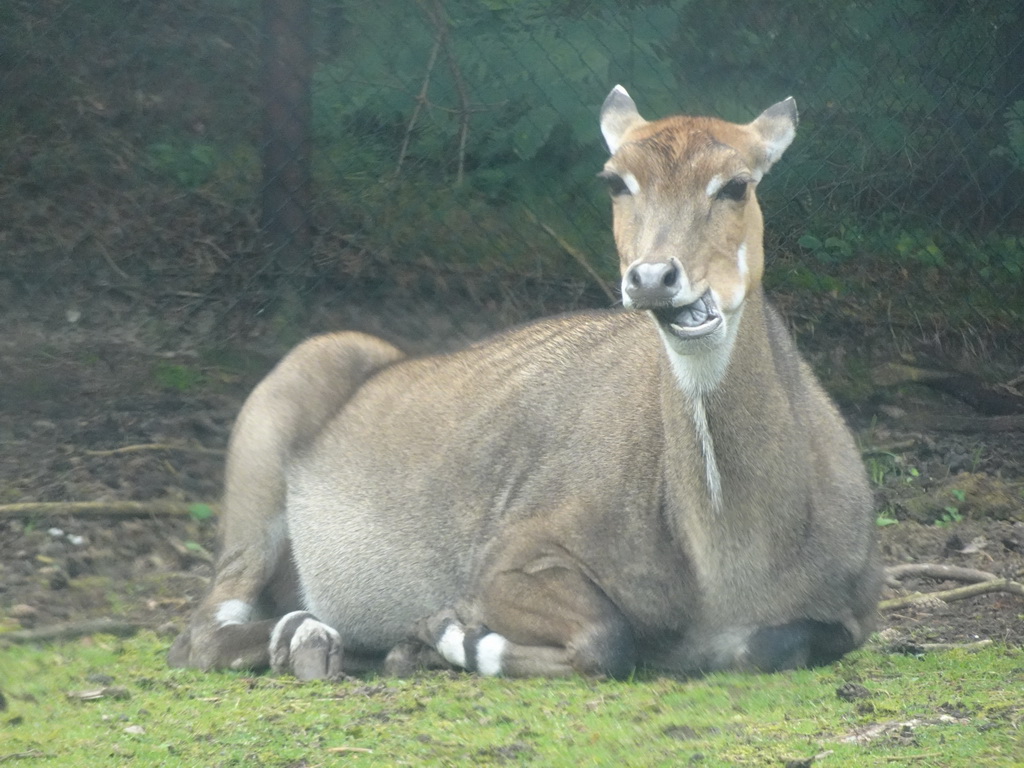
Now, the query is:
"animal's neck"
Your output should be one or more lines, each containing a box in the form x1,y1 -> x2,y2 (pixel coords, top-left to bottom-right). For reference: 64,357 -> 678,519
658,288 -> 774,514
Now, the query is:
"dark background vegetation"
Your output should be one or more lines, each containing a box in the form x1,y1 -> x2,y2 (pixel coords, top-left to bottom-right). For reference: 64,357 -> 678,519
1,0 -> 1022,348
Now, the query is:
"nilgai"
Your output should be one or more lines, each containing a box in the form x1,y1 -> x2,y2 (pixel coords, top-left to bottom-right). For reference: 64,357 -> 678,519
169,86 -> 881,679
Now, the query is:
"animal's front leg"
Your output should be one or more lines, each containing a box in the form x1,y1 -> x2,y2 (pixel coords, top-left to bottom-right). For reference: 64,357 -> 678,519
419,565 -> 637,679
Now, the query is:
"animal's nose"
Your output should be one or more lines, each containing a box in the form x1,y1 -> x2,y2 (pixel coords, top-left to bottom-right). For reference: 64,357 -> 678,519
623,257 -> 684,307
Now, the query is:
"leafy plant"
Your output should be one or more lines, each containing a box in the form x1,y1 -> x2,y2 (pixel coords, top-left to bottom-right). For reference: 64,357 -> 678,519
152,362 -> 204,392
875,506 -> 899,527
935,490 -> 966,527
144,142 -> 219,188
798,233 -> 855,264
994,99 -> 1024,170
188,503 -> 216,522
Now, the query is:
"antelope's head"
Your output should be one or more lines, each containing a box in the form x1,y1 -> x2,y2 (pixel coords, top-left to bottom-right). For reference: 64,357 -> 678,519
599,86 -> 797,357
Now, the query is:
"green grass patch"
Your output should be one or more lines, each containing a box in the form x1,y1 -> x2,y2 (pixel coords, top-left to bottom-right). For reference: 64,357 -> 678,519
1,633 -> 1020,766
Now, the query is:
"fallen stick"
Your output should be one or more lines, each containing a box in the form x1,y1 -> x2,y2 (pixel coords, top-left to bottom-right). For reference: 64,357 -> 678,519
909,639 -> 993,653
879,577 -> 1024,612
0,500 -> 216,520
85,443 -> 224,457
1,619 -> 144,645
886,563 -> 999,584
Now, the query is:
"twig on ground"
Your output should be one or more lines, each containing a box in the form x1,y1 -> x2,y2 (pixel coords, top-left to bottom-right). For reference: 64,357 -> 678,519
879,577 -> 1024,612
0,751 -> 50,763
0,500 -> 215,519
886,563 -> 1000,585
84,442 -> 224,457
1,619 -> 145,645
861,439 -> 918,455
908,639 -> 994,653
898,413 -> 1024,432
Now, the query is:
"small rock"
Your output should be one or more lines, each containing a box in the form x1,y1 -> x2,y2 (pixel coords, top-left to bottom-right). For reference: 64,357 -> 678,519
123,725 -> 145,735
156,621 -> 180,637
8,604 -> 38,620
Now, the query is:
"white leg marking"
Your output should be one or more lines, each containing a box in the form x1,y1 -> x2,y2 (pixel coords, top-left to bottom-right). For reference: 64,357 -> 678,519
475,633 -> 508,677
216,599 -> 254,627
437,623 -> 467,668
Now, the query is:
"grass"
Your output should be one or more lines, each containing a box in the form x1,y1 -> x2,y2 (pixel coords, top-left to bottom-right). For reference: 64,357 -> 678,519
1,633 -> 1021,766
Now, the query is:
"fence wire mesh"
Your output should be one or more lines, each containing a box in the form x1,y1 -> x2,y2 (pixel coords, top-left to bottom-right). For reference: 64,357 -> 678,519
2,0 -> 1022,335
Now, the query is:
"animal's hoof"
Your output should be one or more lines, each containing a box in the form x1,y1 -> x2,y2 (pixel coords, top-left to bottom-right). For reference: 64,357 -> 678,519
383,640 -> 447,676
269,611 -> 343,680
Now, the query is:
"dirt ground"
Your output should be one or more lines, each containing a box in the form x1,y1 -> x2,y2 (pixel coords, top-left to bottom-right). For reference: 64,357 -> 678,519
1,289 -> 1022,659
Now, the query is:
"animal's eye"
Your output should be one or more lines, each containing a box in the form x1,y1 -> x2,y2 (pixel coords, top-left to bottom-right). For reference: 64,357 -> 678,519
717,178 -> 749,202
598,171 -> 631,198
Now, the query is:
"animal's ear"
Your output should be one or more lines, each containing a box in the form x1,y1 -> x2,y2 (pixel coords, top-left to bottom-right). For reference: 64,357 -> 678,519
600,85 -> 646,155
749,97 -> 798,174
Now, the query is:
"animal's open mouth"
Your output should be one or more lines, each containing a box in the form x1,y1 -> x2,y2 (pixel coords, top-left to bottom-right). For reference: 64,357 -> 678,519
651,291 -> 723,339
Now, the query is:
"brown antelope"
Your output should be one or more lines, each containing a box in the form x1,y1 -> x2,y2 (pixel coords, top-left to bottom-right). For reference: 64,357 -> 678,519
169,86 -> 881,679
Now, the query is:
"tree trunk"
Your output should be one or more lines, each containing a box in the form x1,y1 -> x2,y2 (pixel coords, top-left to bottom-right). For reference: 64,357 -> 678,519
261,0 -> 313,281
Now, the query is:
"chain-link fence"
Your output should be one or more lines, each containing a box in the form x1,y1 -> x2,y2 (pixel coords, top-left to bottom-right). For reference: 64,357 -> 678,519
2,0 -> 1022,331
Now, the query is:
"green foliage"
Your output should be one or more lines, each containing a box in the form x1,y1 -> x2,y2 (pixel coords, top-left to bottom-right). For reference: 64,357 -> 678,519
310,0 -> 693,268
875,507 -> 899,527
3,0 -> 1022,323
934,489 -> 968,527
994,100 -> 1024,169
151,362 -> 204,392
187,503 -> 216,522
144,142 -> 219,188
798,233 -> 855,265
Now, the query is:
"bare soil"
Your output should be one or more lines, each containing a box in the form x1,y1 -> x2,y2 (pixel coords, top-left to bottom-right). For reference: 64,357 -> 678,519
1,289 -> 1022,657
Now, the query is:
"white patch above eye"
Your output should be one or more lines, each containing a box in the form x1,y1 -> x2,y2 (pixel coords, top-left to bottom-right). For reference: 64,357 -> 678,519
705,174 -> 727,199
621,171 -> 640,195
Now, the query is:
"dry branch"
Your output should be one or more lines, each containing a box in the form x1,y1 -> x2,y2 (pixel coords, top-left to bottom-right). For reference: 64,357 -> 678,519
84,442 -> 224,457
524,207 -> 617,303
910,639 -> 993,653
0,619 -> 144,645
0,500 -> 216,520
879,577 -> 1024,612
885,563 -> 999,584
898,413 -> 1024,432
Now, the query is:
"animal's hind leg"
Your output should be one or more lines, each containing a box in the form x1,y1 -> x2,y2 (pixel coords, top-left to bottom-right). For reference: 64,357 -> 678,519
746,619 -> 857,672
417,564 -> 637,679
168,332 -> 405,673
